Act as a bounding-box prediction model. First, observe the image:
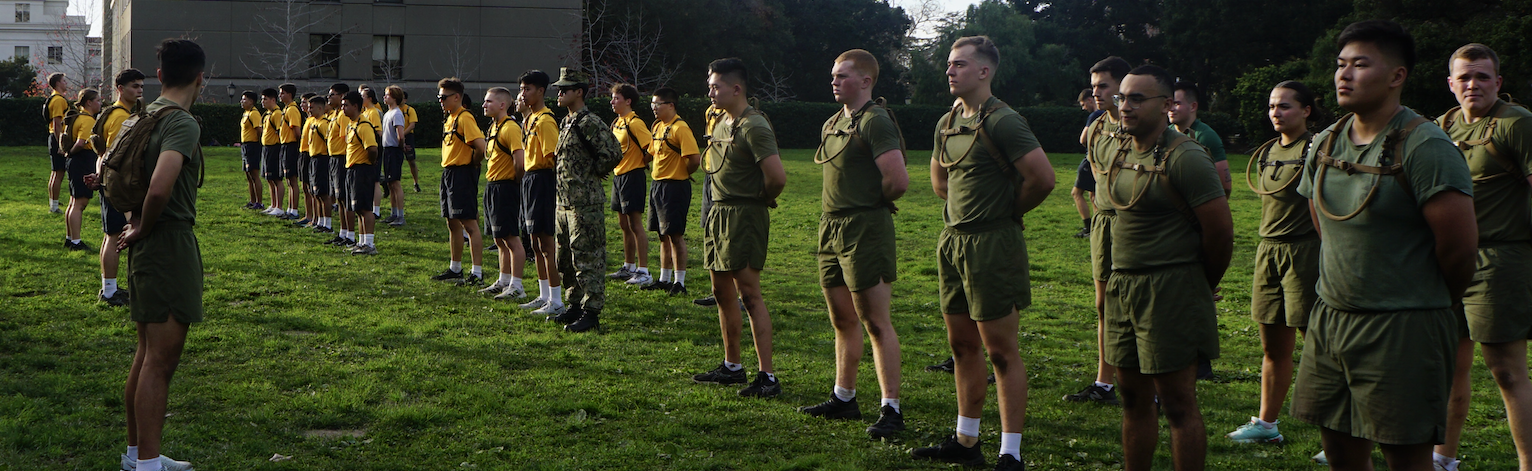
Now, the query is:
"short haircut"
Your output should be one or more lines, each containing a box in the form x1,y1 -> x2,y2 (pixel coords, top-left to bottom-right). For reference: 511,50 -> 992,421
361,87 -> 377,103
610,83 -> 639,103
1451,43 -> 1500,75
342,91 -> 363,108
519,70 -> 550,90
242,90 -> 258,102
47,73 -> 65,88
487,86 -> 513,102
279,83 -> 297,97
330,83 -> 350,95
1077,88 -> 1093,102
307,95 -> 327,106
75,88 -> 98,107
155,39 -> 205,89
835,49 -> 880,82
1275,80 -> 1327,124
1336,19 -> 1416,73
261,88 -> 278,99
1090,56 -> 1132,82
385,85 -> 405,104
653,87 -> 680,104
114,68 -> 145,87
1173,80 -> 1201,105
438,77 -> 465,96
301,92 -> 315,101
1127,65 -> 1175,96
951,36 -> 1000,67
708,57 -> 749,90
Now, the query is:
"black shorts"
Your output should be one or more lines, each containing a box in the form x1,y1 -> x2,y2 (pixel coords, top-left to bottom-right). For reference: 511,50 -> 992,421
521,168 -> 556,235
485,179 -> 522,239
241,142 -> 261,172
100,196 -> 127,234
310,155 -> 332,197
439,165 -> 479,220
611,169 -> 647,214
65,150 -> 97,199
404,133 -> 416,161
281,142 -> 301,179
262,145 -> 283,181
331,157 -> 348,202
48,135 -> 66,171
1074,158 -> 1095,193
648,179 -> 692,235
347,163 -> 378,213
296,152 -> 310,187
380,147 -> 404,182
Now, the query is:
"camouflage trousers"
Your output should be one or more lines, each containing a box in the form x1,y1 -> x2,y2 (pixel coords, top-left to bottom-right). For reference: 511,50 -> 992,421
557,204 -> 608,311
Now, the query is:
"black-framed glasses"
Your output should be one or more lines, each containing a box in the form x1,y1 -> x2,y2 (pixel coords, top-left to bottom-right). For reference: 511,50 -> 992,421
1112,94 -> 1169,110
437,93 -> 457,101
650,101 -> 674,107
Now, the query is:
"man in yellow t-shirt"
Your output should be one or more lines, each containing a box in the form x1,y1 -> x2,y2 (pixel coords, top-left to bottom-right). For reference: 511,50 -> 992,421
341,91 -> 380,255
325,83 -> 358,246
91,68 -> 145,307
647,87 -> 701,296
237,90 -> 263,210
62,88 -> 100,252
430,77 -> 488,284
607,83 -> 655,286
44,72 -> 69,213
514,70 -> 565,311
296,92 -> 317,228
259,88 -> 287,218
478,86 -> 528,299
306,95 -> 336,234
278,83 -> 303,220
360,87 -> 386,218
400,92 -> 422,191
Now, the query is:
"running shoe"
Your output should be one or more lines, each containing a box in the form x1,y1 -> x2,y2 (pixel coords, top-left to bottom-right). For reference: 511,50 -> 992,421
607,266 -> 633,280
478,280 -> 510,295
866,405 -> 906,439
350,244 -> 378,255
927,357 -> 956,373
431,269 -> 464,281
494,284 -> 527,300
692,363 -> 747,384
799,394 -> 860,419
693,295 -> 718,307
121,453 -> 193,471
738,372 -> 781,398
911,435 -> 985,467
667,283 -> 689,297
626,273 -> 655,287
1063,383 -> 1120,405
1226,418 -> 1284,444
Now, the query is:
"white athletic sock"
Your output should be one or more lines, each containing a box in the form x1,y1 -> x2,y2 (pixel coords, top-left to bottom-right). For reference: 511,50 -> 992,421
999,432 -> 1022,460
126,445 -> 138,461
675,270 -> 686,285
288,208 -> 297,215
723,361 -> 743,371
882,398 -> 900,413
659,269 -> 673,283
510,276 -> 523,288
833,385 -> 855,402
103,278 -> 118,297
956,415 -> 981,439
623,262 -> 635,271
497,273 -> 511,284
70,238 -> 81,245
373,205 -> 380,215
1094,381 -> 1114,391
765,372 -> 777,382
137,458 -> 162,471
635,266 -> 649,275
362,234 -> 374,245
49,199 -> 58,210
549,286 -> 563,306
470,265 -> 482,277
538,279 -> 550,299
1253,417 -> 1276,429
449,260 -> 463,272
1434,453 -> 1458,469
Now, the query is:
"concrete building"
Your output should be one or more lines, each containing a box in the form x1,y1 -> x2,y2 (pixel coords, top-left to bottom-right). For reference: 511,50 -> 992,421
0,0 -> 94,94
103,0 -> 582,101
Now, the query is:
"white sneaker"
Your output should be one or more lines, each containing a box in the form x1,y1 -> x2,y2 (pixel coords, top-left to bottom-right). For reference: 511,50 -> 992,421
531,301 -> 566,316
121,453 -> 194,471
477,280 -> 510,294
518,297 -> 547,310
1312,450 -> 1328,465
1435,457 -> 1460,471
264,207 -> 283,216
494,284 -> 526,300
625,272 -> 654,286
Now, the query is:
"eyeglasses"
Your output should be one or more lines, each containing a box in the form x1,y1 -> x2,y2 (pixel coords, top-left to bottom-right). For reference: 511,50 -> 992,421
1112,94 -> 1169,110
437,93 -> 457,101
650,101 -> 674,107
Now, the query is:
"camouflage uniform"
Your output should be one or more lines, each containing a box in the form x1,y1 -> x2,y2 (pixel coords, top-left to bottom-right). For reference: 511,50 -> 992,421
556,108 -> 624,311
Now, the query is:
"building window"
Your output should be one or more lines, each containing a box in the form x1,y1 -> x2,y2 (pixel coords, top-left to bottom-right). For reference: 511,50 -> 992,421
14,46 -> 28,60
372,35 -> 402,81
47,46 -> 61,64
309,33 -> 340,79
15,3 -> 29,23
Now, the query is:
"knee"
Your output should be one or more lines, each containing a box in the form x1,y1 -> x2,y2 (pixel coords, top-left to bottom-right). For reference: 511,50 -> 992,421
1487,363 -> 1525,389
950,339 -> 982,359
828,312 -> 860,333
987,349 -> 1021,372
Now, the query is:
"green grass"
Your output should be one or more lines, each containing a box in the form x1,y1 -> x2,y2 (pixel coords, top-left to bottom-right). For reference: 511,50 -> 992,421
0,146 -> 1519,470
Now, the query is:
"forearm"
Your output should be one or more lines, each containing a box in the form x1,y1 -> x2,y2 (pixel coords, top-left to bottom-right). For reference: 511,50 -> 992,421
1014,178 -> 1051,215
1438,245 -> 1475,301
71,138 -> 86,153
1201,231 -> 1233,289
882,175 -> 908,202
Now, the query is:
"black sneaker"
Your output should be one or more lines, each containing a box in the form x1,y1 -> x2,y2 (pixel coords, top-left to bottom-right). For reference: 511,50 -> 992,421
641,280 -> 673,291
381,214 -> 398,224
552,305 -> 584,324
342,238 -> 357,247
738,372 -> 781,398
800,394 -> 860,419
692,363 -> 748,384
693,295 -> 718,307
64,240 -> 91,251
993,454 -> 1026,471
325,236 -> 345,245
414,182 -> 422,192
485,244 -> 498,252
565,309 -> 599,332
1073,227 -> 1090,238
431,269 -> 465,281
927,357 -> 956,373
243,201 -> 255,210
1196,358 -> 1214,380
867,405 -> 905,438
667,283 -> 689,297
456,274 -> 484,286
912,435 -> 986,467
313,226 -> 334,234
1063,384 -> 1119,405
99,289 -> 130,307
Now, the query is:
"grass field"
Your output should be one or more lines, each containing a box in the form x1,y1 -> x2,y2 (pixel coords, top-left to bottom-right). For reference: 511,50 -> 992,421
0,145 -> 1519,470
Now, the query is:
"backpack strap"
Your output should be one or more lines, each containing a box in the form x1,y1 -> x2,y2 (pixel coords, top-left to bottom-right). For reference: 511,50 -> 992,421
1312,114 -> 1428,221
1447,101 -> 1525,184
1103,133 -> 1201,227
612,114 -> 652,164
655,119 -> 685,155
488,118 -> 519,158
935,99 -> 1014,172
703,108 -> 768,175
1245,134 -> 1311,196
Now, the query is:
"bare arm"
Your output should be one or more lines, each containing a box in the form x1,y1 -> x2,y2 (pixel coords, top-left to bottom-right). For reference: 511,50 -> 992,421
759,154 -> 786,200
1012,147 -> 1056,215
512,148 -> 526,179
1215,160 -> 1233,195
118,150 -> 185,251
470,137 -> 487,162
1193,196 -> 1234,289
685,153 -> 701,174
71,136 -> 87,153
1421,190 -> 1478,300
1079,126 -> 1090,147
51,117 -> 64,136
930,154 -> 948,200
874,149 -> 909,202
367,145 -> 378,162
394,125 -> 406,144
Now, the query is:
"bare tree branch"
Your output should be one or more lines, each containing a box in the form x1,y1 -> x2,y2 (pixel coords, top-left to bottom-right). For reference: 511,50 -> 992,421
753,61 -> 795,103
242,0 -> 366,81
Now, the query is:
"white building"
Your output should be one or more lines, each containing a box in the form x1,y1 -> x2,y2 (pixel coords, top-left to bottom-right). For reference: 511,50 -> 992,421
0,0 -> 96,94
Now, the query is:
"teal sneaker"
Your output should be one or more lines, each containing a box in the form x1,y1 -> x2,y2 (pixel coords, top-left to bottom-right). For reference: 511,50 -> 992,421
1226,417 -> 1284,444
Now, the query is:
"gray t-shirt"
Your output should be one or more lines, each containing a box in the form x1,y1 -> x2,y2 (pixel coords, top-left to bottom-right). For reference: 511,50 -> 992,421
382,108 -> 405,147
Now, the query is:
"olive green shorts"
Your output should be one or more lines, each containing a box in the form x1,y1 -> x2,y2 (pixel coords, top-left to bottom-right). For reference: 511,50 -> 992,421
938,222 -> 1029,321
1291,300 -> 1455,445
703,202 -> 769,272
1089,212 -> 1114,282
1250,236 -> 1320,328
1461,243 -> 1532,343
128,222 -> 205,324
1104,263 -> 1220,374
818,209 -> 898,291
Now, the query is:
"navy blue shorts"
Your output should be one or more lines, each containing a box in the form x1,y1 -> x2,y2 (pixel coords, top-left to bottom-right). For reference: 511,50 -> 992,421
241,143 -> 261,172
521,168 -> 556,235
48,135 -> 66,171
310,155 -> 332,196
330,157 -> 348,202
1074,158 -> 1095,193
380,146 -> 404,183
100,196 -> 127,234
281,142 -> 301,179
66,150 -> 97,199
262,145 -> 283,181
347,163 -> 378,213
611,169 -> 647,214
648,179 -> 692,235
439,165 -> 479,220
485,179 -> 522,239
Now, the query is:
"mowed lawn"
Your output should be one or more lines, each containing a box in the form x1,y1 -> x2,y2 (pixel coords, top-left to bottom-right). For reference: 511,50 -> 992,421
0,145 -> 1519,470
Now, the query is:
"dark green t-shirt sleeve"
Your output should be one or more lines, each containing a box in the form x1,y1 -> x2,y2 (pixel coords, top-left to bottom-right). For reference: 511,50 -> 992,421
160,113 -> 201,162
1194,124 -> 1227,162
993,113 -> 1041,163
744,119 -> 778,164
1404,133 -> 1474,206
864,113 -> 903,159
1296,128 -> 1331,200
1168,143 -> 1226,208
1495,116 -> 1532,177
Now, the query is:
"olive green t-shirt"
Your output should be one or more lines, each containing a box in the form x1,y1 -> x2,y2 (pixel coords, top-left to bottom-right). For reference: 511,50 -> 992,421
141,97 -> 202,224
932,97 -> 1042,231
1253,134 -> 1316,239
1177,119 -> 1226,163
819,103 -> 902,214
705,107 -> 779,205
1104,129 -> 1225,270
1297,108 -> 1474,312
1435,100 -> 1532,243
1085,114 -> 1124,213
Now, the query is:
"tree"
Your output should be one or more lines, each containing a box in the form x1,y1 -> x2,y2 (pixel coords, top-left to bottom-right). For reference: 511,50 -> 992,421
576,0 -> 683,93
909,0 -> 1079,106
0,56 -> 38,98
241,0 -> 365,80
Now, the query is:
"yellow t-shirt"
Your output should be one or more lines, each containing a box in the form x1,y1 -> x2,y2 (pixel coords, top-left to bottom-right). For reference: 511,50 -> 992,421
240,108 -> 261,143
650,116 -> 701,181
279,102 -> 302,143
308,113 -> 331,155
261,107 -> 281,145
46,90 -> 68,124
485,116 -> 526,182
346,119 -> 378,167
612,111 -> 653,175
702,104 -> 726,169
403,104 -> 419,126
298,116 -> 310,153
522,108 -> 558,171
362,107 -> 382,137
70,113 -> 97,152
327,110 -> 350,157
441,108 -> 484,167
102,102 -> 133,148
